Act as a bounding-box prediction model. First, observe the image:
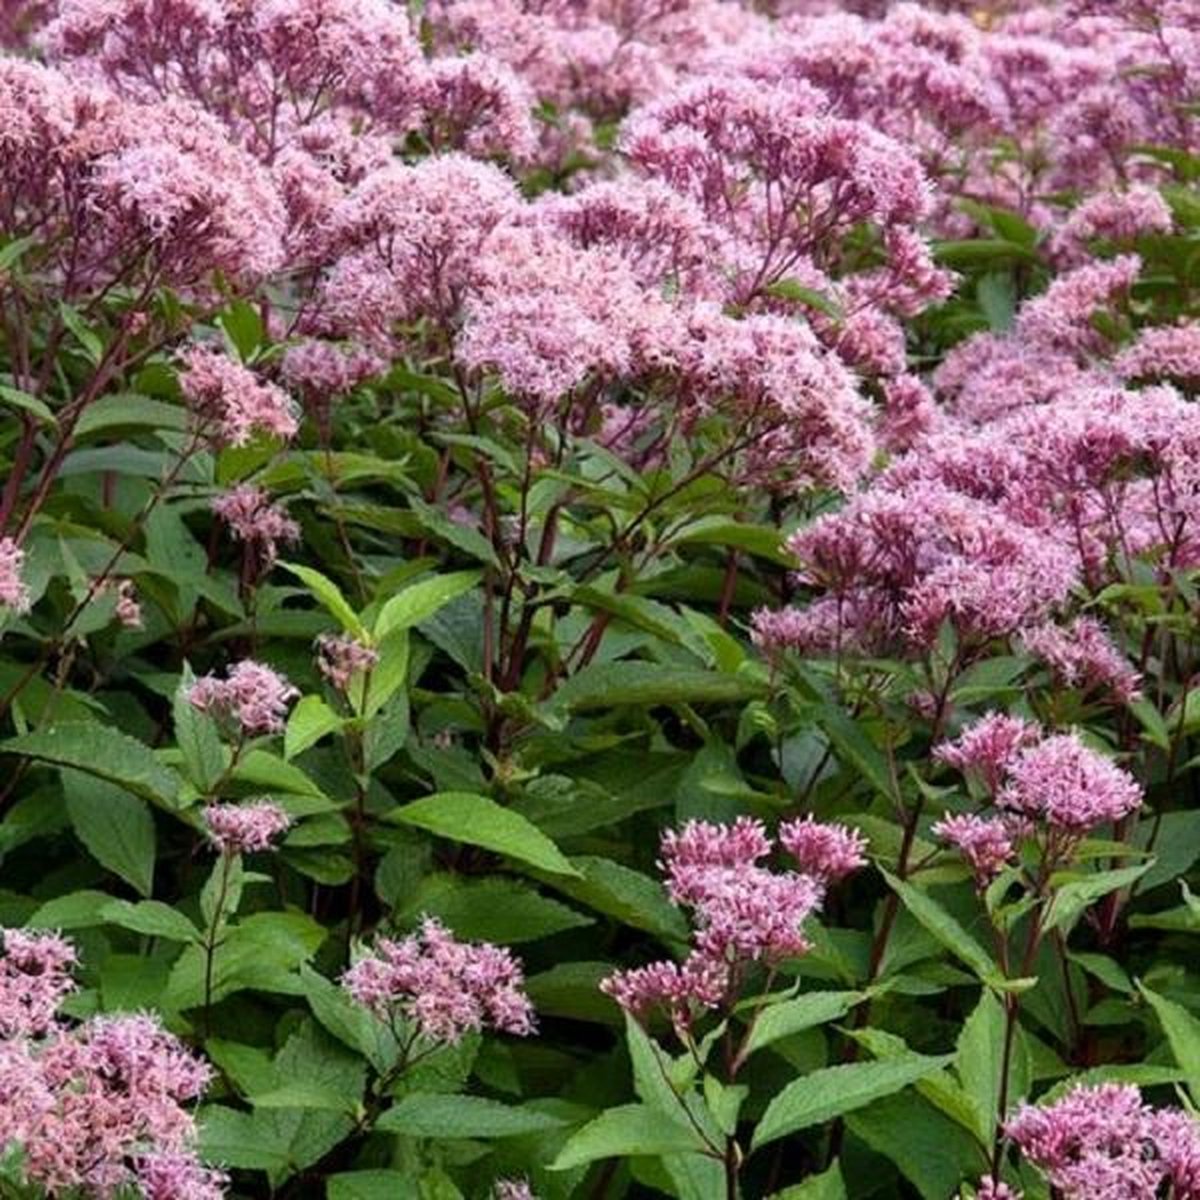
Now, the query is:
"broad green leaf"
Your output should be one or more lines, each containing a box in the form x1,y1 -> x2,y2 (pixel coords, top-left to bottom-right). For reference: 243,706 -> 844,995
954,990 -> 1021,1142
752,1054 -> 954,1151
0,382 -> 55,426
327,1172 -> 418,1200
883,872 -> 996,982
741,990 -> 865,1060
285,696 -> 344,761
846,1090 -> 984,1200
771,1164 -> 847,1199
373,571 -> 481,641
816,702 -> 894,802
398,874 -> 592,944
174,669 -> 226,793
376,1093 -> 565,1138
547,661 -> 767,718
549,1104 -> 708,1171
361,629 -> 408,720
3,722 -> 180,806
27,889 -> 119,930
546,855 -> 688,943
1139,984 -> 1200,1107
279,563 -> 366,639
389,792 -> 582,878
63,769 -> 156,896
1044,863 -> 1151,935
101,899 -> 200,943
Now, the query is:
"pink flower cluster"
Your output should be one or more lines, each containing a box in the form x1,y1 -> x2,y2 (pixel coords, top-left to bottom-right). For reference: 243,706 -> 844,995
342,917 -> 535,1045
212,485 -> 300,574
179,346 -> 298,448
602,817 -> 866,1026
316,633 -> 379,693
187,659 -> 298,736
0,930 -> 223,1198
0,929 -> 76,1037
1007,1083 -> 1200,1200
203,801 -> 292,855
0,536 -> 29,613
933,714 -> 1142,881
1020,617 -> 1142,703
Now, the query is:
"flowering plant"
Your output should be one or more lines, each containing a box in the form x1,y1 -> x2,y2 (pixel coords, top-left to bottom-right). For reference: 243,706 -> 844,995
0,0 -> 1198,1196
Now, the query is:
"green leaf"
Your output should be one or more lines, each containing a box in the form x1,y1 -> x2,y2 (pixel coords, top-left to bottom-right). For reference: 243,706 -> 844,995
816,703 -> 894,802
101,899 -> 200,943
771,1164 -> 847,1199
174,668 -> 226,793
883,872 -> 995,982
547,661 -> 767,717
373,571 -> 481,641
63,769 -> 156,896
954,990 -> 1019,1142
549,1104 -> 708,1171
763,278 -> 843,318
752,1054 -> 954,1151
376,1093 -> 565,1138
389,792 -> 582,878
3,722 -> 180,806
0,383 -> 55,426
1139,984 -> 1200,1107
285,696 -> 345,761
398,874 -> 592,944
327,1172 -> 417,1200
279,563 -> 366,639
740,990 -> 865,1060
547,855 -> 688,943
1044,863 -> 1152,935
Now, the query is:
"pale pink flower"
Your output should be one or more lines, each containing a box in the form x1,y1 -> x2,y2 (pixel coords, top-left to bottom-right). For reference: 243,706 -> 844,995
1115,322 -> 1200,386
935,714 -> 1041,794
1021,617 -> 1142,702
1014,255 -> 1141,353
114,579 -> 143,629
931,813 -> 1017,886
972,1178 -> 1023,1200
1052,186 -> 1172,262
212,485 -> 300,572
203,801 -> 291,855
187,660 -> 298,735
316,633 -> 379,692
1008,1084 -> 1200,1200
492,1180 -> 536,1200
0,929 -> 76,1037
998,733 -> 1142,833
343,918 -> 535,1044
179,346 -> 298,447
778,817 -> 869,882
136,1151 -> 228,1200
0,537 -> 30,613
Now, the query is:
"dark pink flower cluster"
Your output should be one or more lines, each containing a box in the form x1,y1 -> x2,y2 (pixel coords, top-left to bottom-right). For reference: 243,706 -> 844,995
933,714 -> 1142,881
1007,1083 -> 1200,1200
602,817 -> 866,1026
187,659 -> 298,736
1020,617 -> 1142,703
203,801 -> 292,855
212,485 -> 300,573
0,931 -> 223,1198
316,633 -> 379,693
342,917 -> 535,1045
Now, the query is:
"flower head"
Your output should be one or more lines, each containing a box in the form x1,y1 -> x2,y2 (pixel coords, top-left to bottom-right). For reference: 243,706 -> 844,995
932,813 -> 1017,886
203,802 -> 291,855
343,918 -> 535,1045
179,346 -> 298,447
0,537 -> 30,613
778,817 -> 869,883
0,928 -> 76,1037
187,660 -> 298,736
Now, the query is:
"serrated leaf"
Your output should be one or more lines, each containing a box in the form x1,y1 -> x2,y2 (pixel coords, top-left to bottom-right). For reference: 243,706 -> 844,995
389,792 -> 582,878
279,563 -> 366,639
752,1054 -> 954,1151
1139,984 -> 1200,1107
549,1104 -> 708,1170
883,872 -> 995,982
376,1093 -> 565,1138
741,990 -> 865,1060
285,696 -> 344,761
101,899 -> 200,943
373,571 -> 481,641
63,769 -> 156,896
4,722 -> 180,806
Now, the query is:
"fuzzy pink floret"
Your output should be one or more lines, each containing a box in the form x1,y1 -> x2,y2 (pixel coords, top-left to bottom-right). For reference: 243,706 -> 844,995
343,917 -> 535,1045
